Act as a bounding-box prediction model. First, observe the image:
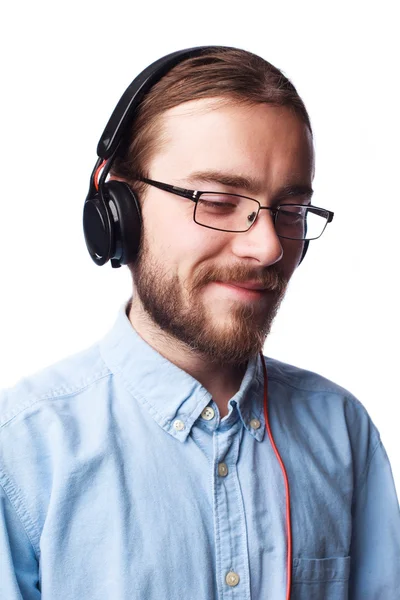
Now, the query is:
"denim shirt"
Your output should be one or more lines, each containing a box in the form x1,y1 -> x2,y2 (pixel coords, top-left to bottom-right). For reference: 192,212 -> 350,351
1,305 -> 399,600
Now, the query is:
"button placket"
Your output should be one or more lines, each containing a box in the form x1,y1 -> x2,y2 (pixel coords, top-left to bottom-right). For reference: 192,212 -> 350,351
213,422 -> 250,598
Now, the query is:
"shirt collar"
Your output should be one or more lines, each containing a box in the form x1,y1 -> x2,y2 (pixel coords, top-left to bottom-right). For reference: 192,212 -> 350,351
100,303 -> 265,443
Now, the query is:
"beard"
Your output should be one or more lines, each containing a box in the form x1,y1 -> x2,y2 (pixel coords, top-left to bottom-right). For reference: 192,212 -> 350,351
131,236 -> 288,366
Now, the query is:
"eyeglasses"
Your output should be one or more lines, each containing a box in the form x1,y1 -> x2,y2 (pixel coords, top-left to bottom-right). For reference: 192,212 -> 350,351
138,177 -> 334,241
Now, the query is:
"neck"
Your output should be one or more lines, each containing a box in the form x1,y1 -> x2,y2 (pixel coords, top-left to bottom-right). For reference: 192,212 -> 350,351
128,296 -> 247,418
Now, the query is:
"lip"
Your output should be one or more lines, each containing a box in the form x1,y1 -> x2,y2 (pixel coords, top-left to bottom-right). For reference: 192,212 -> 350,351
211,281 -> 271,300
221,281 -> 267,291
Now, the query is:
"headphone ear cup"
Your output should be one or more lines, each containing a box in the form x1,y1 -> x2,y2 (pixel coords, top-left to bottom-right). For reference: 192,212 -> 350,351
104,180 -> 142,266
83,195 -> 113,266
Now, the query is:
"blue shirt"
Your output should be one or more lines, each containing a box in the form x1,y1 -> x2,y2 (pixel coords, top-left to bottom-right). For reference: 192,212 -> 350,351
0,305 -> 399,600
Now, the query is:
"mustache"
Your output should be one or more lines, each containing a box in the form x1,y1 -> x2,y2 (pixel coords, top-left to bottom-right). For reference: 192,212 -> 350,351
190,263 -> 287,294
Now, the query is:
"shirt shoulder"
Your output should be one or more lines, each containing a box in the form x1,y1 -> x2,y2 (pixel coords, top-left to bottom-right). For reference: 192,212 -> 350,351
266,355 -> 353,395
0,342 -> 111,429
266,355 -> 364,403
265,355 -> 381,446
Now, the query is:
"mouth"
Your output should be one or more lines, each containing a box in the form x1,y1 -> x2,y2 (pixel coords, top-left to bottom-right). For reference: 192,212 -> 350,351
211,281 -> 273,300
221,281 -> 268,291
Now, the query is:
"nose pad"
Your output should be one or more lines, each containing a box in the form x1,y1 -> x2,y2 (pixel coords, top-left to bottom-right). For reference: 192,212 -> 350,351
247,211 -> 258,226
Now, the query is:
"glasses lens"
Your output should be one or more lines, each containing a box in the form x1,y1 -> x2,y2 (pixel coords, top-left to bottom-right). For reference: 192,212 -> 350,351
275,205 -> 328,240
194,194 -> 329,239
194,193 -> 259,232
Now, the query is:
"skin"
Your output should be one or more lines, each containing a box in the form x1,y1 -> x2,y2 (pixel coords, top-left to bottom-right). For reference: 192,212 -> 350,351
126,99 -> 315,417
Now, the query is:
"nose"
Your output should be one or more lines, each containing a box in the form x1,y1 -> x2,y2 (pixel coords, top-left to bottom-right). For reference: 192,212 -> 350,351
230,209 -> 283,266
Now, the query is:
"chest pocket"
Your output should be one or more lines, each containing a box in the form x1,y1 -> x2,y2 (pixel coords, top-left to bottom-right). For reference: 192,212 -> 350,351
292,556 -> 351,600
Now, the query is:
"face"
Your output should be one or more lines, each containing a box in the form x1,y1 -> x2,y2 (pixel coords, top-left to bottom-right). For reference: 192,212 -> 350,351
132,99 -> 314,365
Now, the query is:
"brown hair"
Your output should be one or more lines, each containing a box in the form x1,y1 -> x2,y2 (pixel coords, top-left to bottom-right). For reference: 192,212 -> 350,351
112,48 -> 312,193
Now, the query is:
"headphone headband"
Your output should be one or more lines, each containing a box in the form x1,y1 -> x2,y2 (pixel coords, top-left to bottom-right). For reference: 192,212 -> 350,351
97,46 -> 231,160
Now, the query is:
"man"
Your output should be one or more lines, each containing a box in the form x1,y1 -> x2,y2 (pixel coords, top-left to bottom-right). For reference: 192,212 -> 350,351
0,46 -> 399,599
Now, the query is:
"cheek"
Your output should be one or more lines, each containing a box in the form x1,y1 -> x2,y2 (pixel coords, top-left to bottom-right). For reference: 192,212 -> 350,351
141,201 -> 227,277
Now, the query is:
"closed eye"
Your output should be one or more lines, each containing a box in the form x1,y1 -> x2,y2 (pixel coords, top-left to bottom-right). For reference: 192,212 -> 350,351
198,194 -> 242,210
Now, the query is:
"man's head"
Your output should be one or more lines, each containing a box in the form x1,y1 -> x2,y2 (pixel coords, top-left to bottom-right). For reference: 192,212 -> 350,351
112,48 -> 315,365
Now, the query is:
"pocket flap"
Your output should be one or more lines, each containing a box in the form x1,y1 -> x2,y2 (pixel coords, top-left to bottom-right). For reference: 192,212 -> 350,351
293,556 -> 351,582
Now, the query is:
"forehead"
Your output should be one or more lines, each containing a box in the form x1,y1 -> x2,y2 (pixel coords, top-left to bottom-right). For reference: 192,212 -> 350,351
149,98 -> 314,188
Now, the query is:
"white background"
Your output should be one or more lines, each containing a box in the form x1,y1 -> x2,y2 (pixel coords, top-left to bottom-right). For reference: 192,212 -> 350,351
1,1 -> 399,494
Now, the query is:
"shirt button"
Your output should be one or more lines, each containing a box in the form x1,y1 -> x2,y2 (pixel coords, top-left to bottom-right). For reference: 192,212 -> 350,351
225,571 -> 240,587
218,462 -> 228,477
201,406 -> 215,421
250,418 -> 261,430
173,419 -> 185,431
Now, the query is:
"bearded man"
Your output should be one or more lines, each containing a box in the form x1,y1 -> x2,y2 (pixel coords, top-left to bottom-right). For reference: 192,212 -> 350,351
1,46 -> 399,600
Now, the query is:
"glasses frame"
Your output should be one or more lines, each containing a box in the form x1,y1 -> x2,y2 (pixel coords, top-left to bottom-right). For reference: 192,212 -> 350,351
138,176 -> 334,241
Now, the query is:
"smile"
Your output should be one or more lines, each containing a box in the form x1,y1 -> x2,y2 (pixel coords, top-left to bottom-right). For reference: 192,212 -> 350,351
211,281 -> 271,300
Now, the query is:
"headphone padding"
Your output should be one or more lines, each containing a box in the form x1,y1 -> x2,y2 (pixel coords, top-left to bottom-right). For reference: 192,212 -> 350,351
104,180 -> 142,265
83,196 -> 112,266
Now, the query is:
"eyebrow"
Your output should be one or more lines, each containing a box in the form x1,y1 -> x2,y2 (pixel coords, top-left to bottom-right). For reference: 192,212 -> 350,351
185,170 -> 264,195
183,169 -> 314,203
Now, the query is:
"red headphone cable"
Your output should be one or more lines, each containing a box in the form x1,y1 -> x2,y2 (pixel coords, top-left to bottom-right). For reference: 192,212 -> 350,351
260,353 -> 292,600
94,159 -> 107,191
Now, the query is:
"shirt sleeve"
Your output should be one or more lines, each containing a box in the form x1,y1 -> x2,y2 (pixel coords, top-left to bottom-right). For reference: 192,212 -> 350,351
0,482 -> 41,600
349,439 -> 400,599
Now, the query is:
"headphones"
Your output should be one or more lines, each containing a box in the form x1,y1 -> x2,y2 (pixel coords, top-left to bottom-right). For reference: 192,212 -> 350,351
83,46 -> 310,269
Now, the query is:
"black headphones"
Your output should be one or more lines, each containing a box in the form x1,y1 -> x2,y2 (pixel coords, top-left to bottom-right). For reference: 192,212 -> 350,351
83,46 -> 310,269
